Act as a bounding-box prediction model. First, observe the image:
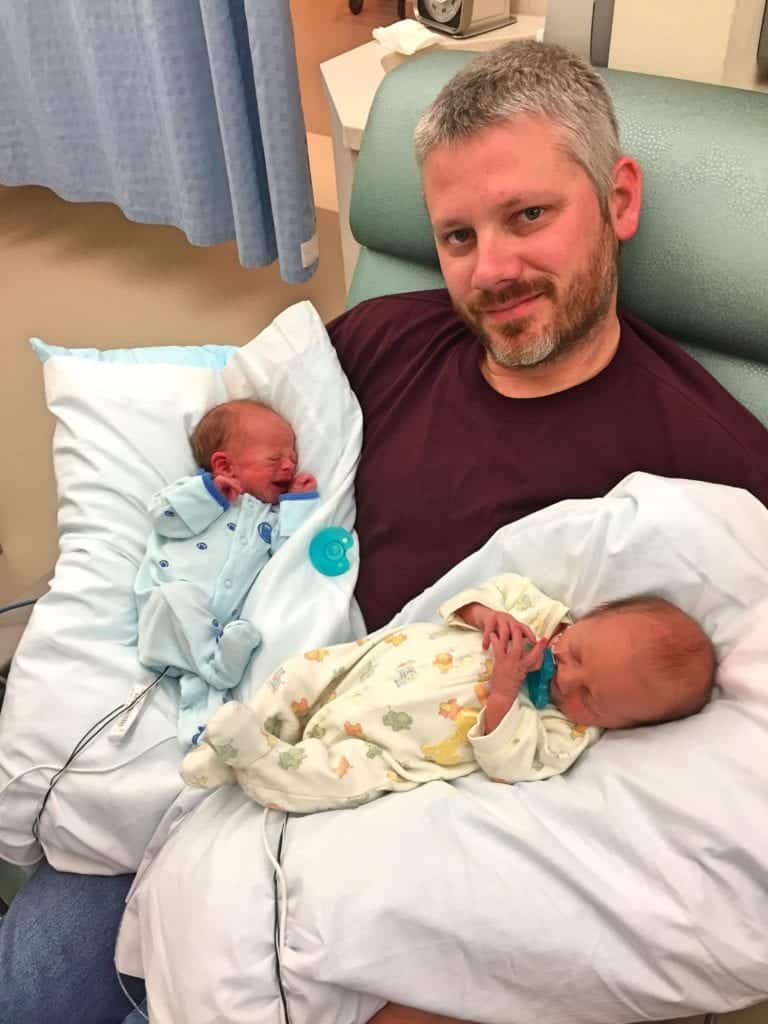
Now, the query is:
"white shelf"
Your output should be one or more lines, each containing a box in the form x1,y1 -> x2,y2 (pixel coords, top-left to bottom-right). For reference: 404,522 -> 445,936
321,16 -> 545,153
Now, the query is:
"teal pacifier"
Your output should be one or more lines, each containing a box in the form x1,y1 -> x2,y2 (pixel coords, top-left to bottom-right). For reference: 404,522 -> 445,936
309,527 -> 354,577
525,646 -> 556,709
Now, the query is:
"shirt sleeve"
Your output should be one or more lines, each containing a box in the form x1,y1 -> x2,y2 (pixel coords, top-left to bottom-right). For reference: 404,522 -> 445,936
439,573 -> 572,640
148,473 -> 229,538
468,700 -> 599,782
271,489 -> 321,553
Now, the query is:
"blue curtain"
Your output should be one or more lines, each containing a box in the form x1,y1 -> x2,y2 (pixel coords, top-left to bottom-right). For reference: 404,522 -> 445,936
0,0 -> 318,282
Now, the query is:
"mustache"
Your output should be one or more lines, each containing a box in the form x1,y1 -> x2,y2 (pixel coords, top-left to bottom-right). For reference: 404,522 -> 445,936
467,278 -> 555,314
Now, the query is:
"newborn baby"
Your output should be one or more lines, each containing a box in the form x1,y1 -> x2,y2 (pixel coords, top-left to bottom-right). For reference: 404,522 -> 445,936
181,573 -> 715,811
134,399 -> 319,746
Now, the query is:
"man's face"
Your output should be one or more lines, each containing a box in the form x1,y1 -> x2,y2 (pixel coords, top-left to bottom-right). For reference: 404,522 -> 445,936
423,116 -> 619,369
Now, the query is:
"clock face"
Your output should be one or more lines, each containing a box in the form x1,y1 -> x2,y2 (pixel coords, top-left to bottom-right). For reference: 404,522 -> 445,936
420,0 -> 463,23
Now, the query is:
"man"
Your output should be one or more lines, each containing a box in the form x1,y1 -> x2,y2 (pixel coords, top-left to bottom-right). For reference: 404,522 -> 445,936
3,40 -> 767,1024
329,41 -> 766,637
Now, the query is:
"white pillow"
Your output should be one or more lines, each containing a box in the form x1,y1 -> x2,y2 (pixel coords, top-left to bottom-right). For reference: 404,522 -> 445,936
0,301 -> 363,873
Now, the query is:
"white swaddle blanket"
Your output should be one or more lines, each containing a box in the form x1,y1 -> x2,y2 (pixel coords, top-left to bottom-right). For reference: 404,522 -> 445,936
0,302 -> 363,874
116,473 -> 768,1024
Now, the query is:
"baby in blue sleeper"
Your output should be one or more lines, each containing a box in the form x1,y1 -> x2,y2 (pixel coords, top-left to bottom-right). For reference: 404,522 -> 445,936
134,399 -> 320,746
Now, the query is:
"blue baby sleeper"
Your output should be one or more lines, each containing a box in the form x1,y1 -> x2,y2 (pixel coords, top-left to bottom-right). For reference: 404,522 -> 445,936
134,472 -> 319,745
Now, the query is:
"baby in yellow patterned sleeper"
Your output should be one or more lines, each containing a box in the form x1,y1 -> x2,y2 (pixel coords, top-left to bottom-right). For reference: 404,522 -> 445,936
181,572 -> 716,813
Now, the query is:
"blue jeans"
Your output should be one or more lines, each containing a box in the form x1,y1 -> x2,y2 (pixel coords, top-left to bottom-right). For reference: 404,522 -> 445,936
0,862 -> 146,1024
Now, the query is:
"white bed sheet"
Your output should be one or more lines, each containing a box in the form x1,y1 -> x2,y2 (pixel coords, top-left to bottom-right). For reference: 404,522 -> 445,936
116,473 -> 768,1024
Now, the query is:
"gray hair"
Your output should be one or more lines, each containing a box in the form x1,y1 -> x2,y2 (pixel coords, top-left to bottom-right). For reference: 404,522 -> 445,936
414,40 -> 620,215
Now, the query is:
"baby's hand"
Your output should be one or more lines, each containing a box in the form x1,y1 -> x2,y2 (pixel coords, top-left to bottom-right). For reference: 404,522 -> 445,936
457,603 -> 536,651
213,473 -> 242,504
289,472 -> 318,493
489,631 -> 548,700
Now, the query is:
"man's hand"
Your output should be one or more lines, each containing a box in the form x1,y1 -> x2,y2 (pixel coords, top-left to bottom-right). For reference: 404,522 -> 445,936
288,472 -> 318,493
213,473 -> 242,504
456,602 -> 535,650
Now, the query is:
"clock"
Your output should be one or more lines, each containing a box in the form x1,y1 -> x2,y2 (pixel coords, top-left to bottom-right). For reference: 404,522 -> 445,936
414,0 -> 516,38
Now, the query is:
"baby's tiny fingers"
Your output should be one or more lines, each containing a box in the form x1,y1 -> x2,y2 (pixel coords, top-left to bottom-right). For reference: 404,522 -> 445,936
491,634 -> 509,659
525,639 -> 546,670
498,618 -> 511,649
509,627 -> 524,657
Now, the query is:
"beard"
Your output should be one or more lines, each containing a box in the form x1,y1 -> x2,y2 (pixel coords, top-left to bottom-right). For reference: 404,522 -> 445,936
458,221 -> 618,369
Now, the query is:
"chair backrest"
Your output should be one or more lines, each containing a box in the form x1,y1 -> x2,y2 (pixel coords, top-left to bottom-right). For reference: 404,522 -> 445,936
348,51 -> 768,426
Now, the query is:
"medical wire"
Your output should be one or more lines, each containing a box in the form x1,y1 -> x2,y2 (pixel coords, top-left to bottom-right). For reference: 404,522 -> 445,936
117,972 -> 149,1022
263,808 -> 289,946
5,599 -> 229,1015
0,734 -> 175,870
0,598 -> 38,615
31,667 -> 169,842
113,810 -> 292,1023
265,809 -> 291,1024
2,593 -> 162,1013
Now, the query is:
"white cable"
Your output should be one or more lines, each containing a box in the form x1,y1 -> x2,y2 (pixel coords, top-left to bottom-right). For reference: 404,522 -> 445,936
116,971 -> 149,1022
109,811 -> 288,1024
0,668 -> 171,839
0,735 -> 176,795
0,735 -> 176,812
0,735 -> 175,864
262,808 -> 288,946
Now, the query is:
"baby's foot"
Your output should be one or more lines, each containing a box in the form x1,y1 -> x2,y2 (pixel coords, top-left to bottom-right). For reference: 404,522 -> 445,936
180,743 -> 236,789
204,700 -> 270,766
210,619 -> 262,689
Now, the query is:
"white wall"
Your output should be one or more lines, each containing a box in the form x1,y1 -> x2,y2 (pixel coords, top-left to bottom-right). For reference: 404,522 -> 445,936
723,0 -> 768,92
610,0 -> 768,90
515,0 -> 547,13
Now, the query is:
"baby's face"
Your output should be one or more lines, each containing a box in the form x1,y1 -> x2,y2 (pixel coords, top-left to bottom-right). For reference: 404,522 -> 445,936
224,409 -> 297,504
549,611 -> 663,729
